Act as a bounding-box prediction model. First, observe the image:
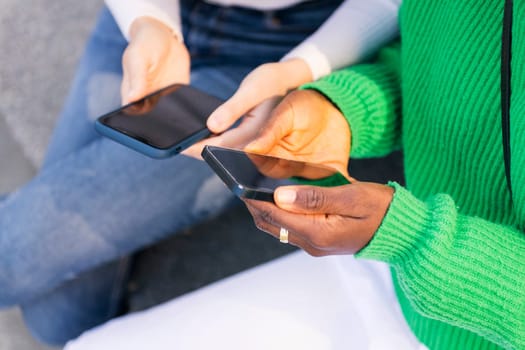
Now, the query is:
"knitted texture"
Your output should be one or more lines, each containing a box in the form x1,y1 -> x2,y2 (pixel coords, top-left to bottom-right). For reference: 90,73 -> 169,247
304,0 -> 525,349
301,45 -> 402,158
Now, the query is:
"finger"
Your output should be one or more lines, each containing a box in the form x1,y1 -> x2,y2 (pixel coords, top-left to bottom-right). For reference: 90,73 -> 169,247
121,49 -> 133,105
207,61 -> 286,133
244,198 -> 347,253
121,47 -> 149,104
120,73 -> 130,106
181,138 -> 210,160
243,200 -> 324,255
208,116 -> 265,149
207,86 -> 278,134
273,184 -> 361,216
244,99 -> 294,154
183,116 -> 261,159
182,133 -> 227,160
207,91 -> 258,133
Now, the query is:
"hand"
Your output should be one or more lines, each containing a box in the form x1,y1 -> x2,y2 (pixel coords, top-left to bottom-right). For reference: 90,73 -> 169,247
207,59 -> 313,133
182,96 -> 281,159
121,16 -> 190,106
243,182 -> 394,256
245,89 -> 351,178
183,59 -> 313,159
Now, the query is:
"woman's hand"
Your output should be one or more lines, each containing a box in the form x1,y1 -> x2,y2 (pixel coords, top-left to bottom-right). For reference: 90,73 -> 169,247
182,96 -> 282,159
183,59 -> 313,159
245,89 -> 351,178
206,59 -> 313,133
121,16 -> 190,105
244,182 -> 394,256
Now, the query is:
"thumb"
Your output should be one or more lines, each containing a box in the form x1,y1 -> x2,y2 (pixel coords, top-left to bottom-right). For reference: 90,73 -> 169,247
207,81 -> 270,133
244,100 -> 293,154
274,185 -> 351,215
208,62 -> 289,133
244,122 -> 285,155
122,52 -> 149,104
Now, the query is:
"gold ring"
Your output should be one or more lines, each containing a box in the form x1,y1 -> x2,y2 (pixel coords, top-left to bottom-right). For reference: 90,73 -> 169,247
279,227 -> 289,244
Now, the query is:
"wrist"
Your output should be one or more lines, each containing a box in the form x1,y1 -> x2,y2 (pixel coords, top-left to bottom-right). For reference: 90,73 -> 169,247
130,16 -> 182,42
355,182 -> 457,265
279,58 -> 314,90
281,42 -> 331,80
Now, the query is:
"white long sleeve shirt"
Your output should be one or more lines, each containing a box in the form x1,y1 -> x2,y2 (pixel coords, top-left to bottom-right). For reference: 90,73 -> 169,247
105,0 -> 401,79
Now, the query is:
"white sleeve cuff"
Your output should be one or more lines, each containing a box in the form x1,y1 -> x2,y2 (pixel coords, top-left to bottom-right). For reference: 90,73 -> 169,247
105,0 -> 182,41
281,43 -> 332,81
280,0 -> 401,80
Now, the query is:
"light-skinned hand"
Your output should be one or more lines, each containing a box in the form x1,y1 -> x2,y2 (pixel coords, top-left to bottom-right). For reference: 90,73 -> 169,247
121,16 -> 190,106
183,96 -> 281,159
244,182 -> 394,256
183,59 -> 313,159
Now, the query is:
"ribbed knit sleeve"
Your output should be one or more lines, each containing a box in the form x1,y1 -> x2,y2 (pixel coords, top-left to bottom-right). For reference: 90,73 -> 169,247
300,44 -> 401,158
356,182 -> 525,350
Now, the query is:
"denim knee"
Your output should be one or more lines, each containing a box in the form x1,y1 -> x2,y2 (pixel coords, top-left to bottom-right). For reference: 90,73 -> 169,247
19,259 -> 130,346
22,306 -> 82,346
0,282 -> 31,308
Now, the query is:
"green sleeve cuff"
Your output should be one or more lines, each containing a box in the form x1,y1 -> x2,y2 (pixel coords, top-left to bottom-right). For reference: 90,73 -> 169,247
356,182 -> 525,349
356,181 -> 456,264
300,47 -> 401,158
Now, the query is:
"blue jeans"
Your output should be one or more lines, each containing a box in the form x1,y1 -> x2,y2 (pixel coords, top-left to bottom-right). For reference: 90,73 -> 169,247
0,0 -> 342,345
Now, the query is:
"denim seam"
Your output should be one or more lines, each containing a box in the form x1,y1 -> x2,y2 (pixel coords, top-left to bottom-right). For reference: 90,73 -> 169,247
106,256 -> 132,318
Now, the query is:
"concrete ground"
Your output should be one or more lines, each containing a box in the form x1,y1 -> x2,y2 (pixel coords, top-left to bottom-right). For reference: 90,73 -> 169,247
0,2 -> 101,349
0,1 -> 404,349
0,118 -> 51,349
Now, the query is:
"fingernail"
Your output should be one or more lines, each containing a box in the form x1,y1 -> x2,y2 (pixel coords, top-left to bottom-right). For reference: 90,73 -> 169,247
207,117 -> 221,131
276,189 -> 296,204
210,108 -> 227,125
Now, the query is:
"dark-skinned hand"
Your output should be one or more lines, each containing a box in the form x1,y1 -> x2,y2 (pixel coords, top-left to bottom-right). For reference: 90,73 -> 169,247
243,182 -> 394,256
244,89 -> 352,180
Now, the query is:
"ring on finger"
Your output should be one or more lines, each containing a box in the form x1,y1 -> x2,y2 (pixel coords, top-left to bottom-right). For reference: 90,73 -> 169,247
279,227 -> 289,244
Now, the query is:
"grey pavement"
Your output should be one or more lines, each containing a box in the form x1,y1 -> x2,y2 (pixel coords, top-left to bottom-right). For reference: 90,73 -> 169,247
0,114 -> 51,350
0,308 -> 55,350
0,1 -> 102,167
0,114 -> 35,193
0,1 -> 102,349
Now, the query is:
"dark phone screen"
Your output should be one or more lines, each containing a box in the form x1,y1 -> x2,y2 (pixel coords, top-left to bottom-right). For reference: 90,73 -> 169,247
207,147 -> 348,192
98,85 -> 223,149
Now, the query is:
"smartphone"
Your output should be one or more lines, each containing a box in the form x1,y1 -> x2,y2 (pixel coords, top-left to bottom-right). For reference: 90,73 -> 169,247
202,145 -> 349,203
95,84 -> 223,158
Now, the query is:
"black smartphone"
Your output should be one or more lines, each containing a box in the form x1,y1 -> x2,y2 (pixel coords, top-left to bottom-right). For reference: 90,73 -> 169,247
202,145 -> 349,203
95,84 -> 223,158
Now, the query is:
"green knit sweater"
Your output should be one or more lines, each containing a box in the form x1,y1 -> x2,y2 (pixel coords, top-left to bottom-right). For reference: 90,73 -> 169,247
302,1 -> 525,349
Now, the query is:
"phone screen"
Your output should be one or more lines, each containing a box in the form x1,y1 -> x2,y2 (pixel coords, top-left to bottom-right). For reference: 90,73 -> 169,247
98,85 -> 223,149
203,146 -> 349,199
